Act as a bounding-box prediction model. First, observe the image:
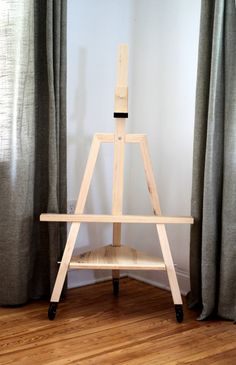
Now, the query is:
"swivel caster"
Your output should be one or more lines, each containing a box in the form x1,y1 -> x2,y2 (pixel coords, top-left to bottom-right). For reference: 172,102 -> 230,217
113,278 -> 119,296
175,304 -> 183,323
48,302 -> 58,320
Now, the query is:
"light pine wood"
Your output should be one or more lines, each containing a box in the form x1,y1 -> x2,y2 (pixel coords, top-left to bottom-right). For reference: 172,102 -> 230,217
0,278 -> 235,365
114,44 -> 128,114
112,119 -> 126,218
112,47 -> 128,282
112,46 -> 127,285
69,245 -> 166,270
117,44 -> 128,86
125,134 -> 146,143
96,133 -> 114,142
50,135 -> 101,302
94,133 -> 147,144
112,119 -> 126,281
139,136 -> 162,214
114,86 -> 128,113
140,136 -> 183,305
40,213 -> 194,224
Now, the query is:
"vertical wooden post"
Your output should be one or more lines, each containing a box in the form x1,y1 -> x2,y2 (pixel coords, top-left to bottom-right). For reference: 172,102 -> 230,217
114,44 -> 128,117
112,45 -> 128,284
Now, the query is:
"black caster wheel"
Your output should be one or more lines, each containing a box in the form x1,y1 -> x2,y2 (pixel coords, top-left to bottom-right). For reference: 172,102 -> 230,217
48,302 -> 58,320
113,278 -> 119,296
175,304 -> 183,323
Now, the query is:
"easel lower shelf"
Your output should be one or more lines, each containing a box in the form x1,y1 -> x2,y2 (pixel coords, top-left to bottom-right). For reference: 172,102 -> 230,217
68,245 -> 166,271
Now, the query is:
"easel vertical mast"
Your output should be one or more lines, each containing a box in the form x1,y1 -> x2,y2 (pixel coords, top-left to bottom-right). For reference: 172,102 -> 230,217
112,45 -> 128,288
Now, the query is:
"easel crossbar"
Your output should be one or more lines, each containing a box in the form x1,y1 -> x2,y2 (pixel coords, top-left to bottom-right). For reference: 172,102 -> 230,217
40,214 -> 193,224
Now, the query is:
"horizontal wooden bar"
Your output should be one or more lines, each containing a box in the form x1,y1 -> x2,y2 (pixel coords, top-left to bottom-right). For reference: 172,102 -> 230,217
40,214 -> 194,224
95,133 -> 114,142
95,133 -> 146,143
125,134 -> 146,143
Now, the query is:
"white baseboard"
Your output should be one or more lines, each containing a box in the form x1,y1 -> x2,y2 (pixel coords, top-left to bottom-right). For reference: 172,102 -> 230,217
128,268 -> 190,296
68,268 -> 190,296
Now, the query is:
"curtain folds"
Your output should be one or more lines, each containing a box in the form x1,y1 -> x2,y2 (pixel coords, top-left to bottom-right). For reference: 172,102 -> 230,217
189,0 -> 236,321
0,0 -> 67,305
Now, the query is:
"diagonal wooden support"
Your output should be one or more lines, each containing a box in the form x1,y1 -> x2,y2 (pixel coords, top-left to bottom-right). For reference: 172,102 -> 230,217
139,136 -> 183,304
50,135 -> 101,303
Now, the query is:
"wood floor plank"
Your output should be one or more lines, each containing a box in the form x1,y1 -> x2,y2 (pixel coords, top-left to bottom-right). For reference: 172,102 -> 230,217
0,278 -> 235,364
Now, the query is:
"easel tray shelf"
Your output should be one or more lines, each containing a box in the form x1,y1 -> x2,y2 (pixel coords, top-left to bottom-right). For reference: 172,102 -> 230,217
69,245 -> 166,271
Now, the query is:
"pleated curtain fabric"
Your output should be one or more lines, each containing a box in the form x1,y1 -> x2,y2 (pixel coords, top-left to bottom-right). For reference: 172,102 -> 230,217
0,0 -> 67,305
189,0 -> 236,321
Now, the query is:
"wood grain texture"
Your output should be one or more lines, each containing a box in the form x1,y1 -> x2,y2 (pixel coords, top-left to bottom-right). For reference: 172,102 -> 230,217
112,117 -> 126,281
40,214 -> 194,224
114,44 -> 128,113
140,135 -> 183,304
0,278 -> 235,365
50,135 -> 101,302
112,119 -> 126,250
69,245 -> 166,270
94,133 -> 147,144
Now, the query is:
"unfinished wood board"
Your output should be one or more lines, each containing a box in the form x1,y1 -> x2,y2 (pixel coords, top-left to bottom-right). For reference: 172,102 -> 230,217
69,245 -> 165,270
95,133 -> 146,144
40,213 -> 194,224
49,135 -> 101,303
114,44 -> 128,114
140,135 -> 183,304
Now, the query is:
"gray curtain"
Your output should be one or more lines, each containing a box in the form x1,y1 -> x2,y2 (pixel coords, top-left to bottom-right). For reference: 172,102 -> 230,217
0,0 -> 67,305
189,0 -> 236,321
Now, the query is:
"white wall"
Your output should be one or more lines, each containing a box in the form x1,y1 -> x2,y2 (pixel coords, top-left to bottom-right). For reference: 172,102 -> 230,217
67,0 -> 201,292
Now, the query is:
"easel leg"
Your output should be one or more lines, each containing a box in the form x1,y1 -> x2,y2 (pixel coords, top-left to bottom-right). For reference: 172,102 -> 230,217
139,136 -> 183,306
48,136 -> 101,319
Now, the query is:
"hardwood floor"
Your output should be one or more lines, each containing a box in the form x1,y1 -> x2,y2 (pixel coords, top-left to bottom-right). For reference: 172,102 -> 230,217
0,277 -> 235,364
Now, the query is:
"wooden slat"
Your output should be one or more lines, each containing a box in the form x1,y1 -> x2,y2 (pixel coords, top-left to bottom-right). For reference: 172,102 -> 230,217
96,133 -> 114,142
112,118 -> 126,282
112,119 -> 126,246
140,136 -> 184,305
114,44 -> 128,114
69,245 -> 166,270
139,136 -> 162,215
40,213 -> 194,224
117,44 -> 128,86
49,135 -> 101,302
125,134 -> 146,143
94,133 -> 146,144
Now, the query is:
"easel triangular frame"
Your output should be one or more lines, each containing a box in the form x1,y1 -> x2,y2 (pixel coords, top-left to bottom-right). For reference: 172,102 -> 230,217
40,45 -> 193,322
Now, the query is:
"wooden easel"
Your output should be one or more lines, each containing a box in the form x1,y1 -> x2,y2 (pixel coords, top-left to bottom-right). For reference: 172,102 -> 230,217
40,45 -> 194,322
